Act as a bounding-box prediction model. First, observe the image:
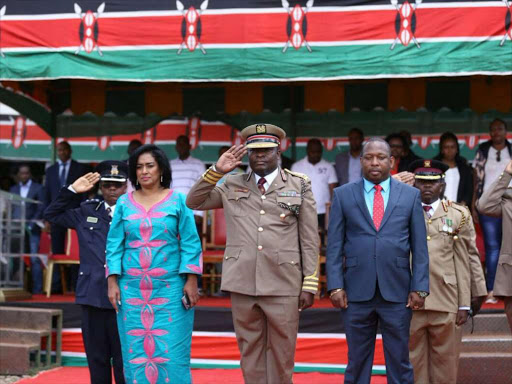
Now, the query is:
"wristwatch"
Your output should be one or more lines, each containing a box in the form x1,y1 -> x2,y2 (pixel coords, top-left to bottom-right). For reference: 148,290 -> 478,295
416,291 -> 429,298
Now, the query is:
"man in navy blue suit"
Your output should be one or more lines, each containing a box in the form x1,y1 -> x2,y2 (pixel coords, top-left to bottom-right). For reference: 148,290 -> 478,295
326,138 -> 429,384
44,141 -> 86,291
9,164 -> 45,293
44,161 -> 126,384
44,141 -> 87,254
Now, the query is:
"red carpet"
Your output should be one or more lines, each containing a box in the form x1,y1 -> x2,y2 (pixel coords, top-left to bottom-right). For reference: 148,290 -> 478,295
18,294 -> 506,310
15,367 -> 388,384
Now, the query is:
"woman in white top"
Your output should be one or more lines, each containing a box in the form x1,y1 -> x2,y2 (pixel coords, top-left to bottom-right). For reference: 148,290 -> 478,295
434,132 -> 474,207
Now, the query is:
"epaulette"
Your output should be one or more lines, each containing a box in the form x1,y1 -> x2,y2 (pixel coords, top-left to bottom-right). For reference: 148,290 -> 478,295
84,199 -> 100,204
284,169 -> 310,181
447,200 -> 471,216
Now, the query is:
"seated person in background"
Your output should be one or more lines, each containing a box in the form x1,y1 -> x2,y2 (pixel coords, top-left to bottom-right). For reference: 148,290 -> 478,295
434,132 -> 473,207
9,164 -> 45,294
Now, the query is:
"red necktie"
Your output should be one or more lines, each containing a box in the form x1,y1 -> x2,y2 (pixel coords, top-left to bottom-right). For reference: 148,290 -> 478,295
257,178 -> 266,195
373,184 -> 384,230
423,205 -> 432,218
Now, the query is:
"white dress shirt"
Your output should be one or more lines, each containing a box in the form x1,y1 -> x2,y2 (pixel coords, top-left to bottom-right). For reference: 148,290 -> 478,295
19,179 -> 32,199
58,160 -> 71,184
253,167 -> 279,192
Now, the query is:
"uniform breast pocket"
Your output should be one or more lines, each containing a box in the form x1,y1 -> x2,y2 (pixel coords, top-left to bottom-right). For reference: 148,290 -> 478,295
227,191 -> 251,217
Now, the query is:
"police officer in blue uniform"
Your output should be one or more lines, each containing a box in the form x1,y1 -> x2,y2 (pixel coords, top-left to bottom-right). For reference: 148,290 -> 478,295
44,161 -> 127,384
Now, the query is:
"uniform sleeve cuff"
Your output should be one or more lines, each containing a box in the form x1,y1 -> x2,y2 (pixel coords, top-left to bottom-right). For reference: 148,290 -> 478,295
202,166 -> 225,185
459,306 -> 470,310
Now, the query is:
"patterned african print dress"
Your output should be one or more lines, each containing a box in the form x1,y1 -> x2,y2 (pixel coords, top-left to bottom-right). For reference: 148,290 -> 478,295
106,190 -> 202,384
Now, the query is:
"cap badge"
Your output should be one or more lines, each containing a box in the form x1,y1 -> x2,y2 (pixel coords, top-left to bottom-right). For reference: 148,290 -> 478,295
424,160 -> 431,168
256,124 -> 266,134
111,165 -> 119,175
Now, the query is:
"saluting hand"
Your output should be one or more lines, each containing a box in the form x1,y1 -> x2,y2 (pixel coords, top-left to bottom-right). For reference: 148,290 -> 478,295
215,145 -> 247,174
71,172 -> 100,193
392,171 -> 415,186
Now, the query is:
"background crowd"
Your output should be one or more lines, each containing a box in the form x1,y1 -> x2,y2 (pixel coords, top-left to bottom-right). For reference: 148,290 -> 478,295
1,119 -> 510,307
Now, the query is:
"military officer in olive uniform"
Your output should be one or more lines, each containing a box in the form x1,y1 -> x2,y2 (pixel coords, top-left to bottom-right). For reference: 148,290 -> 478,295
187,124 -> 319,384
477,160 -> 512,333
44,161 -> 127,384
408,160 -> 472,384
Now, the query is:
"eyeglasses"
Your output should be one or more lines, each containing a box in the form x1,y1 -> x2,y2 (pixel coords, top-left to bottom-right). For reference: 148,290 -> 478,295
497,150 -> 501,162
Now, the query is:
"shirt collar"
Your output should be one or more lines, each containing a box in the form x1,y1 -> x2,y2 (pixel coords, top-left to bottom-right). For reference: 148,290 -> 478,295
254,167 -> 279,186
422,199 -> 440,212
58,159 -> 70,166
19,179 -> 32,188
363,177 -> 391,193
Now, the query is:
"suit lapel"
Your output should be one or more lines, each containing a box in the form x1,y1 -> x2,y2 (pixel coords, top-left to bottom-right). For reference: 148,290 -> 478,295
379,177 -> 402,230
352,179 -> 376,230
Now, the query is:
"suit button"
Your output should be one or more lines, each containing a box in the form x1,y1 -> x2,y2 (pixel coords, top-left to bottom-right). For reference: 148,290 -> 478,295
428,220 -> 432,224
257,245 -> 263,251
80,272 -> 84,275
260,210 -> 265,215
261,195 -> 266,200
89,227 -> 93,230
225,256 -> 228,259
258,227 -> 263,232
103,264 -> 106,268
427,235 -> 431,241
109,222 -> 111,225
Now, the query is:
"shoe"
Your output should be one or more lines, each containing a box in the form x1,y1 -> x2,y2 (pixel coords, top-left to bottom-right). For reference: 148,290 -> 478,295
485,292 -> 498,304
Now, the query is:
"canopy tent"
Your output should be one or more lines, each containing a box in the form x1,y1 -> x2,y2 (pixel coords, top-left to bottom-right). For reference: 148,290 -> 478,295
0,0 -> 511,82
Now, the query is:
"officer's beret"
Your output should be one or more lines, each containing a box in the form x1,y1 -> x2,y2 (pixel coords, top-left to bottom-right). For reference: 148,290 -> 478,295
408,159 -> 449,180
96,160 -> 128,183
240,124 -> 286,149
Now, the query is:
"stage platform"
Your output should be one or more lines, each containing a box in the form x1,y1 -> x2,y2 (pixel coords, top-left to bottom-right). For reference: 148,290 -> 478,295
2,294 -> 505,376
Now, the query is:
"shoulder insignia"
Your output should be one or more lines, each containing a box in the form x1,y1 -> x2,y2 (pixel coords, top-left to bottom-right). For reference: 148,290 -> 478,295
84,198 -> 100,204
441,200 -> 449,212
284,169 -> 309,181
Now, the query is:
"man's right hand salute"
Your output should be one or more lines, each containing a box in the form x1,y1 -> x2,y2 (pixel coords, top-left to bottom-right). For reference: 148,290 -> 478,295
215,145 -> 247,174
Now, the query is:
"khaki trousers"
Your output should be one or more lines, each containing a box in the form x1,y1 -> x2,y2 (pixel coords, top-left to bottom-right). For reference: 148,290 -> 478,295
230,293 -> 300,384
409,311 -> 460,384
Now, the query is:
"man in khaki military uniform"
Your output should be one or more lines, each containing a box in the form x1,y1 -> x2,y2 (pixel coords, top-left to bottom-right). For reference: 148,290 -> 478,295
477,160 -> 512,332
186,124 -> 319,384
408,159 -> 472,384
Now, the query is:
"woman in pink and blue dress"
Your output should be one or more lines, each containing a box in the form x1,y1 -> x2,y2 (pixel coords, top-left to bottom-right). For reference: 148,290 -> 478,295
107,144 -> 202,384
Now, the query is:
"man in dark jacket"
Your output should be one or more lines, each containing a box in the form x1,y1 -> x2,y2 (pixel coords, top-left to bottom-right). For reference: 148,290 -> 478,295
44,161 -> 127,384
9,164 -> 45,293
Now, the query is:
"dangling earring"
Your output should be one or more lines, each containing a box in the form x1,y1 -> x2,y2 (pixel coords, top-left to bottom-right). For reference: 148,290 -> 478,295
136,180 -> 139,186
160,175 -> 163,183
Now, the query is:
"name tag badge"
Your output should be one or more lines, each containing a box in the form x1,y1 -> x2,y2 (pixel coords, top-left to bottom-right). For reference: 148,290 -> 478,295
278,191 -> 299,197
86,216 -> 98,223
